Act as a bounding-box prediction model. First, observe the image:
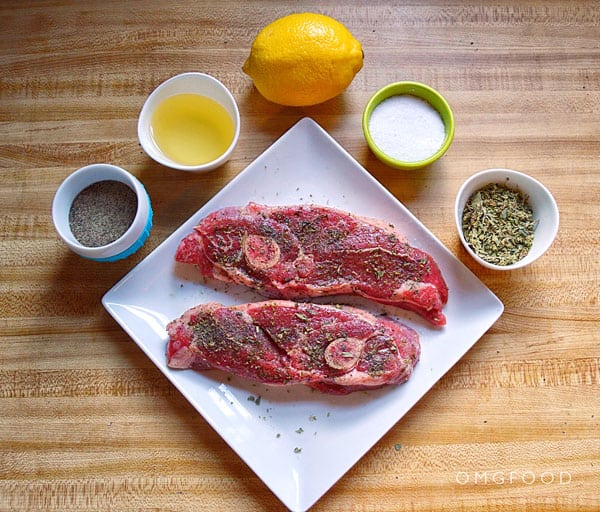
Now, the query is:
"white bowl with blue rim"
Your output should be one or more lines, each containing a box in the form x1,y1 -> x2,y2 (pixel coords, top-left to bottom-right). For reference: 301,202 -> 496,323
52,163 -> 153,262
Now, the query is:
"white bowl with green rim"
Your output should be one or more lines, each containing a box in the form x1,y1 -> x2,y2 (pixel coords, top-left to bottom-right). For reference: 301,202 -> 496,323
52,163 -> 153,262
455,168 -> 559,270
362,81 -> 455,170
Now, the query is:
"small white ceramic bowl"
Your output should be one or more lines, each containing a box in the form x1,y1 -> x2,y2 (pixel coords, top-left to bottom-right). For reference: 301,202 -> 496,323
455,168 -> 559,270
52,163 -> 153,262
138,72 -> 240,172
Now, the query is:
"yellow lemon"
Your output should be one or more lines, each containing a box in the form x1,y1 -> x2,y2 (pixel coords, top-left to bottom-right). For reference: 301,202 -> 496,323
243,13 -> 363,107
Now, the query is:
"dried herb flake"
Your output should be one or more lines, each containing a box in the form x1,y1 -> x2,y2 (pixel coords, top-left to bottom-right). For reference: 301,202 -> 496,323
461,182 -> 537,266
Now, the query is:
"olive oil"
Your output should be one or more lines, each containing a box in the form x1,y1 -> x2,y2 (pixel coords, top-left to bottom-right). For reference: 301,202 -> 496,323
150,93 -> 235,166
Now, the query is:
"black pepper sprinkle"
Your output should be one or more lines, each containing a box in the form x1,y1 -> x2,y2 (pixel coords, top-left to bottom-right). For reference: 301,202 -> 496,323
69,180 -> 137,247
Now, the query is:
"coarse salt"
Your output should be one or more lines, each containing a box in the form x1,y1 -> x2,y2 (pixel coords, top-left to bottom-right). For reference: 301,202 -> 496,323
368,95 -> 446,163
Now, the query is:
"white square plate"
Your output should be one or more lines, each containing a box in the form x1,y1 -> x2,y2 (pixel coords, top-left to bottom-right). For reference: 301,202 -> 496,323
103,117 -> 503,512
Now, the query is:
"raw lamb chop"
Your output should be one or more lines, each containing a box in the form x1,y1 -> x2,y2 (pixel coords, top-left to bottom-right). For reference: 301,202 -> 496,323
175,203 -> 448,326
167,300 -> 420,395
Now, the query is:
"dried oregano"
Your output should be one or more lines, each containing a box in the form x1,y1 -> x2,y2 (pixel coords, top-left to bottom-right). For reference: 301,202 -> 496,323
461,182 -> 538,266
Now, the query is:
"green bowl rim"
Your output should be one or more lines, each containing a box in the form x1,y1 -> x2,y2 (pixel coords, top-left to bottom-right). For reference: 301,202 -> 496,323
362,81 -> 455,170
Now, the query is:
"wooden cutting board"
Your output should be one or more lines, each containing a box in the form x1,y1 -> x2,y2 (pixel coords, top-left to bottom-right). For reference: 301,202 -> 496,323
1,1 -> 598,510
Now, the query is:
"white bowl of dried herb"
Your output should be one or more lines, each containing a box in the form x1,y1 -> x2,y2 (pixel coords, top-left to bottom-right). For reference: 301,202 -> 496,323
455,168 -> 559,270
52,164 -> 153,262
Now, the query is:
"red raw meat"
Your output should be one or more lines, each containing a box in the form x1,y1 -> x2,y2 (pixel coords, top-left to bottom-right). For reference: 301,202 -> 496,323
167,300 -> 420,394
176,203 -> 448,326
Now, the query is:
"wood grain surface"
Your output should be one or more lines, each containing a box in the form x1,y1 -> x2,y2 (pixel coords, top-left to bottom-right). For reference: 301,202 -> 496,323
1,1 -> 598,511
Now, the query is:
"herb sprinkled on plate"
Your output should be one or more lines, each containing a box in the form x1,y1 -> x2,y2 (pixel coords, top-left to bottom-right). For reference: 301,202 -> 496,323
462,182 -> 538,266
247,394 -> 262,405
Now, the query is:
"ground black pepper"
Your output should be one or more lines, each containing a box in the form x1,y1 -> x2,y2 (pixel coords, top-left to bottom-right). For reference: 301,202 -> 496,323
69,180 -> 137,247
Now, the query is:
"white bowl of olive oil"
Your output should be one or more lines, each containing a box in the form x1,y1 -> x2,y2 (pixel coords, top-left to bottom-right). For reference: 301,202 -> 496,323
455,168 -> 559,270
138,72 -> 240,171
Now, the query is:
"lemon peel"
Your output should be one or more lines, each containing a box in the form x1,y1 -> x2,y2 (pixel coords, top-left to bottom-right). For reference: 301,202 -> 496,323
243,13 -> 363,107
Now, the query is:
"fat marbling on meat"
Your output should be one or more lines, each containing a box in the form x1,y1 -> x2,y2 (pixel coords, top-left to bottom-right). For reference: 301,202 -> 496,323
167,300 -> 420,394
175,203 -> 448,326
